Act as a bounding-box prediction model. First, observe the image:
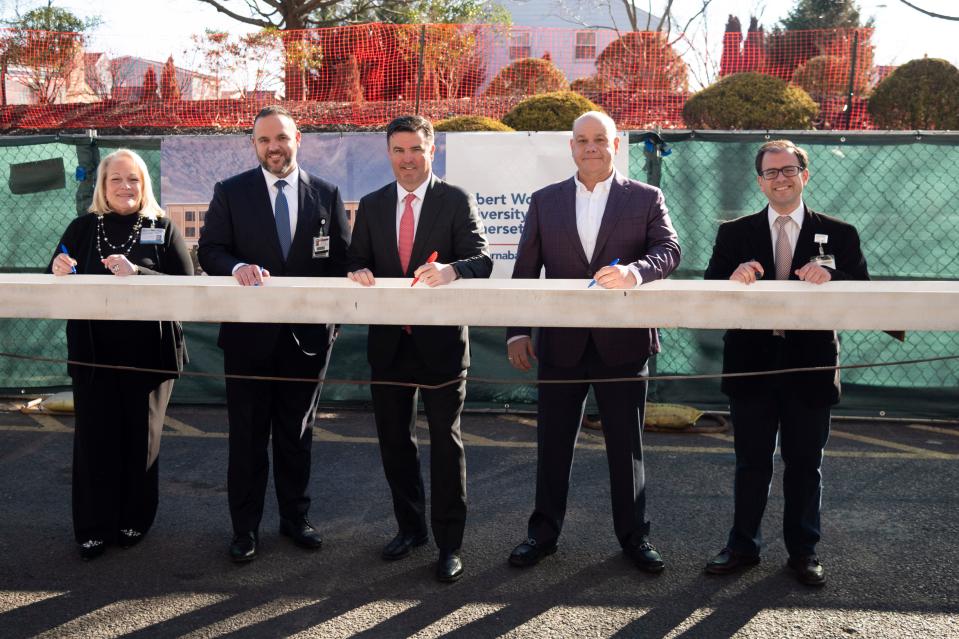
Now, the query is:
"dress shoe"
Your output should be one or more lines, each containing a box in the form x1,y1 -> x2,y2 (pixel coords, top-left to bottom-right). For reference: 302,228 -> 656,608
624,541 -> 665,573
704,548 -> 761,575
382,531 -> 429,560
280,517 -> 323,550
78,539 -> 105,561
436,550 -> 464,583
118,528 -> 144,549
787,555 -> 826,587
509,537 -> 557,568
229,531 -> 258,563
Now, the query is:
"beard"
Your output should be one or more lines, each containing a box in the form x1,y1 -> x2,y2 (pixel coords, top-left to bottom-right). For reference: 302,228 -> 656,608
258,150 -> 294,176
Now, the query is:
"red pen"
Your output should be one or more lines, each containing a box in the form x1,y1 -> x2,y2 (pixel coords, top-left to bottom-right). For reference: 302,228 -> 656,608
410,251 -> 438,287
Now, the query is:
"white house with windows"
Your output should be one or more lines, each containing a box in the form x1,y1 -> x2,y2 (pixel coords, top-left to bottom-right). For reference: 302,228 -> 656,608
483,0 -> 658,85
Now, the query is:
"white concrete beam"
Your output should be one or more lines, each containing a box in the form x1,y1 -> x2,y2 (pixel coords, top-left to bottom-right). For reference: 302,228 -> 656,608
1,274 -> 957,331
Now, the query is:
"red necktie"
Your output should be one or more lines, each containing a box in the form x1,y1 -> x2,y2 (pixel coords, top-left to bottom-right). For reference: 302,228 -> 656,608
398,193 -> 416,274
399,193 -> 416,334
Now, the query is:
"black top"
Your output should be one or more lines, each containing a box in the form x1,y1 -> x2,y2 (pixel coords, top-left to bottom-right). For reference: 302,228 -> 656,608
50,212 -> 194,384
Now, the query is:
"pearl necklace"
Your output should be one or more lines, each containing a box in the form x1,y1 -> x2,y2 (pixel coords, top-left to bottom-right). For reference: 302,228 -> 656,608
95,213 -> 145,261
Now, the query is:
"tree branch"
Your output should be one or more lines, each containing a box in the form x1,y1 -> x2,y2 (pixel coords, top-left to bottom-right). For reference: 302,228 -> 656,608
195,0 -> 273,28
898,0 -> 959,21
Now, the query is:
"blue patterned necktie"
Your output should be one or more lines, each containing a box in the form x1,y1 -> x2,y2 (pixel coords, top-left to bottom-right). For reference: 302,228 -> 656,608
274,179 -> 292,260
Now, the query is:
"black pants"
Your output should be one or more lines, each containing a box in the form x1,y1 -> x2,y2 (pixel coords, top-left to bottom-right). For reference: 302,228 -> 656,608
529,338 -> 650,549
72,373 -> 173,543
727,387 -> 831,559
371,333 -> 467,552
224,328 -> 332,534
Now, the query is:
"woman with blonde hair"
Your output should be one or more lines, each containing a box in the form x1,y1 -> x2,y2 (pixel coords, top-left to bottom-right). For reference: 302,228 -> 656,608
49,148 -> 193,560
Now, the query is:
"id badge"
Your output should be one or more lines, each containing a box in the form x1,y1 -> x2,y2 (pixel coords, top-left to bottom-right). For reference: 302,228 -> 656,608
140,227 -> 165,244
810,254 -> 836,269
312,235 -> 330,258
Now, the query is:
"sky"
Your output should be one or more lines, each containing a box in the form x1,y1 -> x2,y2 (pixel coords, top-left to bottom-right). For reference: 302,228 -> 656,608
9,0 -> 959,72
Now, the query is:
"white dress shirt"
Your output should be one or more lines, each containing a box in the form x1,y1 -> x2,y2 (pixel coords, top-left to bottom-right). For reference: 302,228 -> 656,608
231,166 -> 300,274
262,165 -> 300,239
395,173 -> 431,244
574,169 -> 642,287
767,201 -> 805,262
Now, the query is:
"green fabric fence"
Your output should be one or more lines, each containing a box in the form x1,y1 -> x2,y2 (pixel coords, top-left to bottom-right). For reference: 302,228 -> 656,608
1,132 -> 956,418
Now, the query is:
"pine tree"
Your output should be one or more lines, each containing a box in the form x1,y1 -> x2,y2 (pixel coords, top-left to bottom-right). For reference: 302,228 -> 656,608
160,56 -> 181,101
141,66 -> 158,101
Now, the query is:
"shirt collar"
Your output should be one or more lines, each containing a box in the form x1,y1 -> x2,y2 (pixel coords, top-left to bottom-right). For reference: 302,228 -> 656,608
261,165 -> 299,190
397,173 -> 432,203
767,201 -> 805,229
574,168 -> 617,195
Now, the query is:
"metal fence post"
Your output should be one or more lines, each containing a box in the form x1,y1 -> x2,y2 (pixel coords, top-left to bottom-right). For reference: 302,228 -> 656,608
843,31 -> 860,129
74,132 -> 99,216
415,24 -> 426,115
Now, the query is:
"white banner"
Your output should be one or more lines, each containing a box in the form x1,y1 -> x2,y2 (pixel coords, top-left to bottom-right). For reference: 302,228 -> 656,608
445,131 -> 629,278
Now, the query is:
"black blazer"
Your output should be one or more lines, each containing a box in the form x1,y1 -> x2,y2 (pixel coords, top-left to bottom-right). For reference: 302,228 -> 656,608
50,213 -> 193,384
198,167 -> 350,360
704,206 -> 870,404
348,175 -> 492,374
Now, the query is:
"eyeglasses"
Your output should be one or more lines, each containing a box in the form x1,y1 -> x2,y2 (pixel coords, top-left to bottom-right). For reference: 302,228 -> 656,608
759,166 -> 804,180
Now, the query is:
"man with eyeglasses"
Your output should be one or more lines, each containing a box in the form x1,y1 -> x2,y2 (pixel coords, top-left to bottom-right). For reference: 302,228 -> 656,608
702,139 -> 869,586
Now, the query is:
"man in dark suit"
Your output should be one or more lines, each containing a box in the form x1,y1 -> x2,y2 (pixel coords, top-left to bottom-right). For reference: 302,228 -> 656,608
703,139 -> 869,586
198,106 -> 350,563
348,115 -> 492,583
506,111 -> 681,572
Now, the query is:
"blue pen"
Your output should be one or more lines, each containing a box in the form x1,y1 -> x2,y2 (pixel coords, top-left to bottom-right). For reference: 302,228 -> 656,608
587,258 -> 620,288
59,243 -> 77,273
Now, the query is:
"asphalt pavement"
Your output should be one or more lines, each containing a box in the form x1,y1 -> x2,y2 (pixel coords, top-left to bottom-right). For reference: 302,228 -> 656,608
1,404 -> 957,638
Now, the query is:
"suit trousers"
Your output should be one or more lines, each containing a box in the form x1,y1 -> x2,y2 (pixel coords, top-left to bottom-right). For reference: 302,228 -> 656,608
71,373 -> 173,543
726,352 -> 832,558
529,337 -> 650,549
224,327 -> 332,534
371,332 -> 467,552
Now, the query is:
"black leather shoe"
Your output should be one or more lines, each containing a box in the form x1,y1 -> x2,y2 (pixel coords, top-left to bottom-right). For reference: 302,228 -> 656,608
704,548 -> 761,575
436,550 -> 464,583
229,531 -> 258,563
78,539 -> 105,561
509,537 -> 557,568
787,555 -> 826,587
625,541 -> 665,573
118,529 -> 144,549
280,517 -> 323,550
381,531 -> 429,560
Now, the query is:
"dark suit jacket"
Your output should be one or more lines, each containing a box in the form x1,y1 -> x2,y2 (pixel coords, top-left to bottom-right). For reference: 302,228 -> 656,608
198,167 -> 351,361
704,205 -> 870,404
507,173 -> 681,368
348,175 -> 492,374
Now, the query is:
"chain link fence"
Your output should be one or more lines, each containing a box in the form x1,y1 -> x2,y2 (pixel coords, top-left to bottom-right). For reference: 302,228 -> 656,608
0,133 -> 956,417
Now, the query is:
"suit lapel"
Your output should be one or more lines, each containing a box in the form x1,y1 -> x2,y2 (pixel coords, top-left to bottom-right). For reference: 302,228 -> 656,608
560,178 -> 590,268
249,169 -> 284,264
591,173 -> 627,267
380,183 -> 403,276
752,207 -> 775,278
288,171 -> 317,262
791,205 -> 819,272
410,176 -> 443,273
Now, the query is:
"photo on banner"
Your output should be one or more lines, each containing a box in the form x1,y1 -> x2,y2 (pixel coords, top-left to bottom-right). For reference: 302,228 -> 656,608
160,133 -> 448,246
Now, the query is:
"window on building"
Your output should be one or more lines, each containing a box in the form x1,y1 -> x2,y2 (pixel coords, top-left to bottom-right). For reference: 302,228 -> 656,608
575,31 -> 596,60
185,227 -> 196,237
199,210 -> 206,221
184,210 -> 195,222
509,31 -> 531,60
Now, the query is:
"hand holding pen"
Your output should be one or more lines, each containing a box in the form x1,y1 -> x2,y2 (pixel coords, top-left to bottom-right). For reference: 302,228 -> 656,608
588,258 -> 633,289
52,244 -> 77,276
411,251 -> 459,287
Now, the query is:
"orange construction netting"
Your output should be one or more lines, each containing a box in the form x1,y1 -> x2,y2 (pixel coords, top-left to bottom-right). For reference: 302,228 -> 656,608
0,24 -> 878,131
